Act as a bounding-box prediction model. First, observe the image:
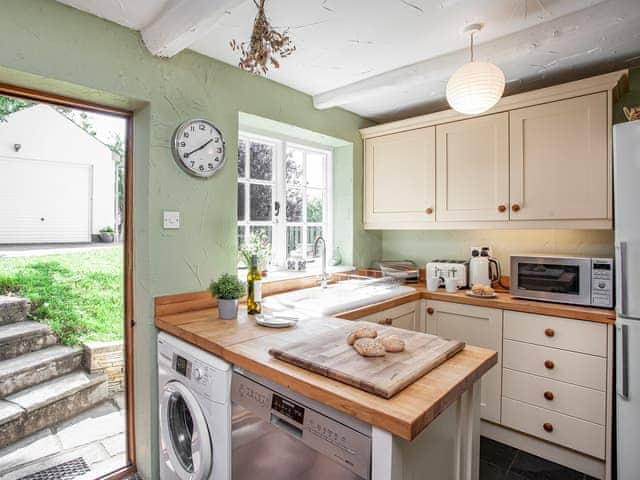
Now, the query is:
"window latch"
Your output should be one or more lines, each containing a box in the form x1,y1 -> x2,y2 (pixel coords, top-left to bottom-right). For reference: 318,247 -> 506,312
274,201 -> 281,217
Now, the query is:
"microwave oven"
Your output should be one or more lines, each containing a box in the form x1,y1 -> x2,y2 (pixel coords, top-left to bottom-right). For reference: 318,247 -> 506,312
510,255 -> 613,308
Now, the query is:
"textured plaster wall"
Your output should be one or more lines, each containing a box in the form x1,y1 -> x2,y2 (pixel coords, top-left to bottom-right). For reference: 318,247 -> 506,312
0,0 -> 375,476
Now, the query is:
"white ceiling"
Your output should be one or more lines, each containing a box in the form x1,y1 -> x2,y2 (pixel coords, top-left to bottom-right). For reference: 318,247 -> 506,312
56,0 -> 640,121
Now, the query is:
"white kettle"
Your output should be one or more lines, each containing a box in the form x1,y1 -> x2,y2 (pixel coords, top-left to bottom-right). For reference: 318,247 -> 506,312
469,248 -> 501,287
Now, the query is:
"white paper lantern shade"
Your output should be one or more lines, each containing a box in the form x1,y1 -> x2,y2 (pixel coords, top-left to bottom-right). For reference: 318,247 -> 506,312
446,61 -> 506,115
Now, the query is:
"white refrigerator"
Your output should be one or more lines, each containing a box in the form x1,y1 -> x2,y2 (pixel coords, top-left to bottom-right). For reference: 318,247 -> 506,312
614,119 -> 640,479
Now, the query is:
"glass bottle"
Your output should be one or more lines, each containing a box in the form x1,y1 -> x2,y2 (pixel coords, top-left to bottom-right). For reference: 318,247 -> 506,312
247,254 -> 262,314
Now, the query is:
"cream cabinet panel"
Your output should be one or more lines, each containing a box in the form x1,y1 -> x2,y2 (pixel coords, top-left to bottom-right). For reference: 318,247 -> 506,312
509,92 -> 609,221
354,301 -> 420,331
425,300 -> 502,423
436,113 -> 510,222
364,127 -> 435,228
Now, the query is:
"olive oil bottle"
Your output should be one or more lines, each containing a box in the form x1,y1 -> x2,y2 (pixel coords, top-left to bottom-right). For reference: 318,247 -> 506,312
247,254 -> 262,314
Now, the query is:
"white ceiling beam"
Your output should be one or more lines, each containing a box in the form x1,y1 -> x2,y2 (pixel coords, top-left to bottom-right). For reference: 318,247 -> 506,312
141,0 -> 247,58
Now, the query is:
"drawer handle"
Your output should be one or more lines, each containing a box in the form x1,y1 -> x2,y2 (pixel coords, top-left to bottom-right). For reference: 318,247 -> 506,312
544,328 -> 555,337
378,318 -> 392,325
425,207 -> 433,215
543,423 -> 554,433
544,391 -> 554,401
497,205 -> 506,213
426,307 -> 434,315
544,360 -> 555,370
512,203 -> 521,212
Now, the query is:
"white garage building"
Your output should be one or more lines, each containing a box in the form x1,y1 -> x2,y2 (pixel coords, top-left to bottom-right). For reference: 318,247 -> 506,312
0,104 -> 118,244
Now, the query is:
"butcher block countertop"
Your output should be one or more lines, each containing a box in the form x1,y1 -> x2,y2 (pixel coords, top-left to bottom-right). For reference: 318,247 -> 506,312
155,306 -> 497,440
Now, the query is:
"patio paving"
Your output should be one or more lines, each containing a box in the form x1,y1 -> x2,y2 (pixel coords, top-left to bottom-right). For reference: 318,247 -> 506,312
0,243 -> 119,258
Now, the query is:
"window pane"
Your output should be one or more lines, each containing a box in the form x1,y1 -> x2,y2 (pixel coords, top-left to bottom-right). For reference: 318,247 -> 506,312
250,184 -> 272,221
306,189 -> 323,223
249,226 -> 272,251
306,152 -> 325,187
249,142 -> 273,180
286,148 -> 304,185
286,188 -> 303,222
237,183 -> 245,221
237,225 -> 245,248
287,226 -> 303,257
307,226 -> 323,258
238,139 -> 246,178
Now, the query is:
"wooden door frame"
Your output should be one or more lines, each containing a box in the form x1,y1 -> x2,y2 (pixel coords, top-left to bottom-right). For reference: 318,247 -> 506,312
0,82 -> 137,479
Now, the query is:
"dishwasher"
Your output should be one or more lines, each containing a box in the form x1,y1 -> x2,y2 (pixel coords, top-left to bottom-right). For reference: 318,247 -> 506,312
231,368 -> 372,480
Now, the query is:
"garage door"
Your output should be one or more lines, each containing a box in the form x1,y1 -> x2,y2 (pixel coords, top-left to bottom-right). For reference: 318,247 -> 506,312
0,157 -> 91,243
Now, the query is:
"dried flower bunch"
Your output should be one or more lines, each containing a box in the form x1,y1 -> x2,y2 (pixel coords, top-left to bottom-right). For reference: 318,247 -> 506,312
230,0 -> 296,75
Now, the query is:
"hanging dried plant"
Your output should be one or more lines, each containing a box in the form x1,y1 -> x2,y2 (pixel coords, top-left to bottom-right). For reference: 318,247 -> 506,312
230,0 -> 296,75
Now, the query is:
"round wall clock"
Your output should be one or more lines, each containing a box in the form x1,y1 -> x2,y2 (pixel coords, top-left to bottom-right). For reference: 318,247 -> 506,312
171,119 -> 226,178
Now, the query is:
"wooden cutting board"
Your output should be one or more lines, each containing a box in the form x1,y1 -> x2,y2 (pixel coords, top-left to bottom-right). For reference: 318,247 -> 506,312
268,321 -> 465,399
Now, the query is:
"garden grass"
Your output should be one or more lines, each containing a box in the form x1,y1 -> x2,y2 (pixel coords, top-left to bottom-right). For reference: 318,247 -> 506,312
0,247 -> 124,344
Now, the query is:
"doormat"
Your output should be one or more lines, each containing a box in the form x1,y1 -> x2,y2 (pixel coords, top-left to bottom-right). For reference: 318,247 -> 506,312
18,457 -> 90,480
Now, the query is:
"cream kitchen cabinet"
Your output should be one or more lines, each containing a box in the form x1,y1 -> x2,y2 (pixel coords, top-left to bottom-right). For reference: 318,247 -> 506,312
353,300 -> 421,331
436,113 -> 509,222
424,300 -> 503,423
363,127 -> 436,228
509,92 -> 610,223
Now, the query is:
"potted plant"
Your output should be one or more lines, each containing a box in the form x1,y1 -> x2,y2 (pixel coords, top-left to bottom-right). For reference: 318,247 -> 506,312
99,226 -> 115,243
209,273 -> 246,319
239,231 -> 271,276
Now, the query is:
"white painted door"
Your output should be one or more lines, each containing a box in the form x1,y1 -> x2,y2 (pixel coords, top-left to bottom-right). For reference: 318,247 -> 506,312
364,127 -> 436,228
436,113 -> 510,222
509,92 -> 609,221
0,157 -> 92,243
425,300 -> 503,423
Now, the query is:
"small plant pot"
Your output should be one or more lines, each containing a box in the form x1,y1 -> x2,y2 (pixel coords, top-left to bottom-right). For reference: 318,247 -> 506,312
99,232 -> 114,243
217,299 -> 239,320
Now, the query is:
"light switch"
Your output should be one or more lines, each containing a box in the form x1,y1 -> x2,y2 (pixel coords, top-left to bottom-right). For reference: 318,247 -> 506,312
163,211 -> 180,229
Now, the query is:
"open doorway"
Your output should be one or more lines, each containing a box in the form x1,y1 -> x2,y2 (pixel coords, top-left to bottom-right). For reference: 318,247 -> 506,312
0,88 -> 134,480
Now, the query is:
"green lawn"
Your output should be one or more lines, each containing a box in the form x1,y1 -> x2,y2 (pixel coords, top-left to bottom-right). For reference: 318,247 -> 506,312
0,247 -> 124,345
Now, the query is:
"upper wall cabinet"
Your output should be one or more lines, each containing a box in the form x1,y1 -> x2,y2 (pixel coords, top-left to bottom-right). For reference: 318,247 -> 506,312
509,93 -> 609,222
360,70 -> 626,230
364,127 -> 436,228
436,113 -> 509,222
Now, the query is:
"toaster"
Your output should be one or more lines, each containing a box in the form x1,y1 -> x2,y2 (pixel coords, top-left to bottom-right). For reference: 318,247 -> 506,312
426,260 -> 469,288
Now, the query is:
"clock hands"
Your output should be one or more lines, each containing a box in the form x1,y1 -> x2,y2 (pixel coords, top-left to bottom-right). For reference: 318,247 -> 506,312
184,138 -> 213,158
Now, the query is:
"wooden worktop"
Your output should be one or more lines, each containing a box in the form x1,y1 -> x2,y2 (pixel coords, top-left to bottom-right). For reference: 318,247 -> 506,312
155,306 -> 497,440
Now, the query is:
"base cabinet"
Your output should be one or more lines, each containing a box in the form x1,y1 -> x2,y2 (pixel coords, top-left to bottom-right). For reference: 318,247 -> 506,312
352,301 -> 421,331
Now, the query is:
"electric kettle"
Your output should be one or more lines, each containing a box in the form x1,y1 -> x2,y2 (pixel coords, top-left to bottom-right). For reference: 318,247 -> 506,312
469,247 -> 501,287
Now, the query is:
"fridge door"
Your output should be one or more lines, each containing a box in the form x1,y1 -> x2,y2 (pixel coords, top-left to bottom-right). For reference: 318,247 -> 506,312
616,317 -> 640,479
613,121 -> 640,319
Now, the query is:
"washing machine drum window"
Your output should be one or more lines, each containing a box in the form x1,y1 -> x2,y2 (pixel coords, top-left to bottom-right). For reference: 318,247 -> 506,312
161,381 -> 213,480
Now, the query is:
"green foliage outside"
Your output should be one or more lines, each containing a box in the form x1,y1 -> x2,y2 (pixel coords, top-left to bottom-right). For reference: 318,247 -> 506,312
307,196 -> 323,223
0,248 -> 124,345
0,96 -> 33,122
209,273 -> 246,300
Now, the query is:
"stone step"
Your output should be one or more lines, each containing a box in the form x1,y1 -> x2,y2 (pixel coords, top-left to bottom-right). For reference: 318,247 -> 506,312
0,297 -> 30,326
0,321 -> 58,361
0,346 -> 84,397
0,371 -> 108,449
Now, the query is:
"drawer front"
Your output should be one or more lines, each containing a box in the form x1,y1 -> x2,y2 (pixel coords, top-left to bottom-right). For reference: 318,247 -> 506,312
503,311 -> 607,356
503,340 -> 606,391
502,397 -> 605,459
502,368 -> 606,425
358,301 -> 418,330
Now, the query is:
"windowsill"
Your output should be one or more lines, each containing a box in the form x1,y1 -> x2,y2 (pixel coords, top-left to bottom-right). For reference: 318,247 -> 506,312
237,265 -> 356,284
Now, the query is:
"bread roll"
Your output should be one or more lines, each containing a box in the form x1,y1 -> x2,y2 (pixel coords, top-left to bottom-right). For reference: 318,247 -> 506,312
471,284 -> 486,295
353,338 -> 386,357
482,286 -> 495,296
347,327 -> 378,345
380,335 -> 405,353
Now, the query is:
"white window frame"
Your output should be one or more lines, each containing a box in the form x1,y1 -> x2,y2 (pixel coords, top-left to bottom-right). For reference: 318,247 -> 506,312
238,130 -> 333,270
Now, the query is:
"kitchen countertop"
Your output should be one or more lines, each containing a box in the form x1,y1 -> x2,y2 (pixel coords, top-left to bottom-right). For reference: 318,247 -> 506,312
155,306 -> 497,441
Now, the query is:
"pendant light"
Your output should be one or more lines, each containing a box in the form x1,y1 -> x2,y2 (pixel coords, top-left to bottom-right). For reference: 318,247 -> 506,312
446,24 -> 505,115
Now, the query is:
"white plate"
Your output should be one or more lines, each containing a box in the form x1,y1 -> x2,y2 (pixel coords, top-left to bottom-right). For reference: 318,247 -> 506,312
255,315 -> 298,328
465,290 -> 498,299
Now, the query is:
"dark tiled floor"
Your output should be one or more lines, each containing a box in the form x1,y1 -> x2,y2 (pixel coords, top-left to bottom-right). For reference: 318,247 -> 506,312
480,437 -> 598,480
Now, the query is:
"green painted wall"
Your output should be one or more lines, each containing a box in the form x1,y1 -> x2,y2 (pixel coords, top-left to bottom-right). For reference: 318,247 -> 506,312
0,0 -> 377,476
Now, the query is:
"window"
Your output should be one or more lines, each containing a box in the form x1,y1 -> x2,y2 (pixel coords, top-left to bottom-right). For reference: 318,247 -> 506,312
237,132 -> 332,269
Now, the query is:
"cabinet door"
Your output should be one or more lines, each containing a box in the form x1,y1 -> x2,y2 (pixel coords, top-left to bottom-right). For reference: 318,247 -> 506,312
364,127 -> 436,228
436,113 -> 509,222
509,92 -> 609,221
354,301 -> 419,331
425,300 -> 503,423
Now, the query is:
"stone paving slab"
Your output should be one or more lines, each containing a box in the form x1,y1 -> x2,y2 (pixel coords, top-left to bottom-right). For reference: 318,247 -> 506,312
101,434 -> 127,457
0,428 -> 62,473
58,410 -> 125,450
0,400 -> 23,425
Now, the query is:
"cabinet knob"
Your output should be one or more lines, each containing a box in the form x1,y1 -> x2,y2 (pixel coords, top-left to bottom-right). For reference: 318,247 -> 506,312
543,422 -> 554,433
385,318 -> 393,325
425,207 -> 433,215
512,203 -> 521,212
497,205 -> 506,213
426,307 -> 434,315
544,328 -> 555,337
544,360 -> 555,370
544,391 -> 554,401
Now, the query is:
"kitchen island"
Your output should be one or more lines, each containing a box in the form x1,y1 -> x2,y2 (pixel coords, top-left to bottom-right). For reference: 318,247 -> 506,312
156,303 -> 497,480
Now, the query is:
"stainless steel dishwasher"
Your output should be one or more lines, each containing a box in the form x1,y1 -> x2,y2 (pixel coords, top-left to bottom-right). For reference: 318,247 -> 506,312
231,368 -> 371,480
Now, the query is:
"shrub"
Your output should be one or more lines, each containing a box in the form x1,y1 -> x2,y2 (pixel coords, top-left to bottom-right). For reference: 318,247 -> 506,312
209,273 -> 246,300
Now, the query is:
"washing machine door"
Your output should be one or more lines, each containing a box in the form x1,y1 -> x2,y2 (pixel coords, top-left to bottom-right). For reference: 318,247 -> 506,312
160,380 -> 213,480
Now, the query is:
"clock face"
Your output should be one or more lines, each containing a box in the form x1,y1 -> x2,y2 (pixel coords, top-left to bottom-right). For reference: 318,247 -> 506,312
171,119 -> 225,178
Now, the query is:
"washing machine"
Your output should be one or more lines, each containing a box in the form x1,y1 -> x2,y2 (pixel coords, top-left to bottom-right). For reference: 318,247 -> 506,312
158,332 -> 231,480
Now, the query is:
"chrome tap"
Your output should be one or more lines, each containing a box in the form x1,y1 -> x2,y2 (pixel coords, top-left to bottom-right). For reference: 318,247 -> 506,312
313,235 -> 329,289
